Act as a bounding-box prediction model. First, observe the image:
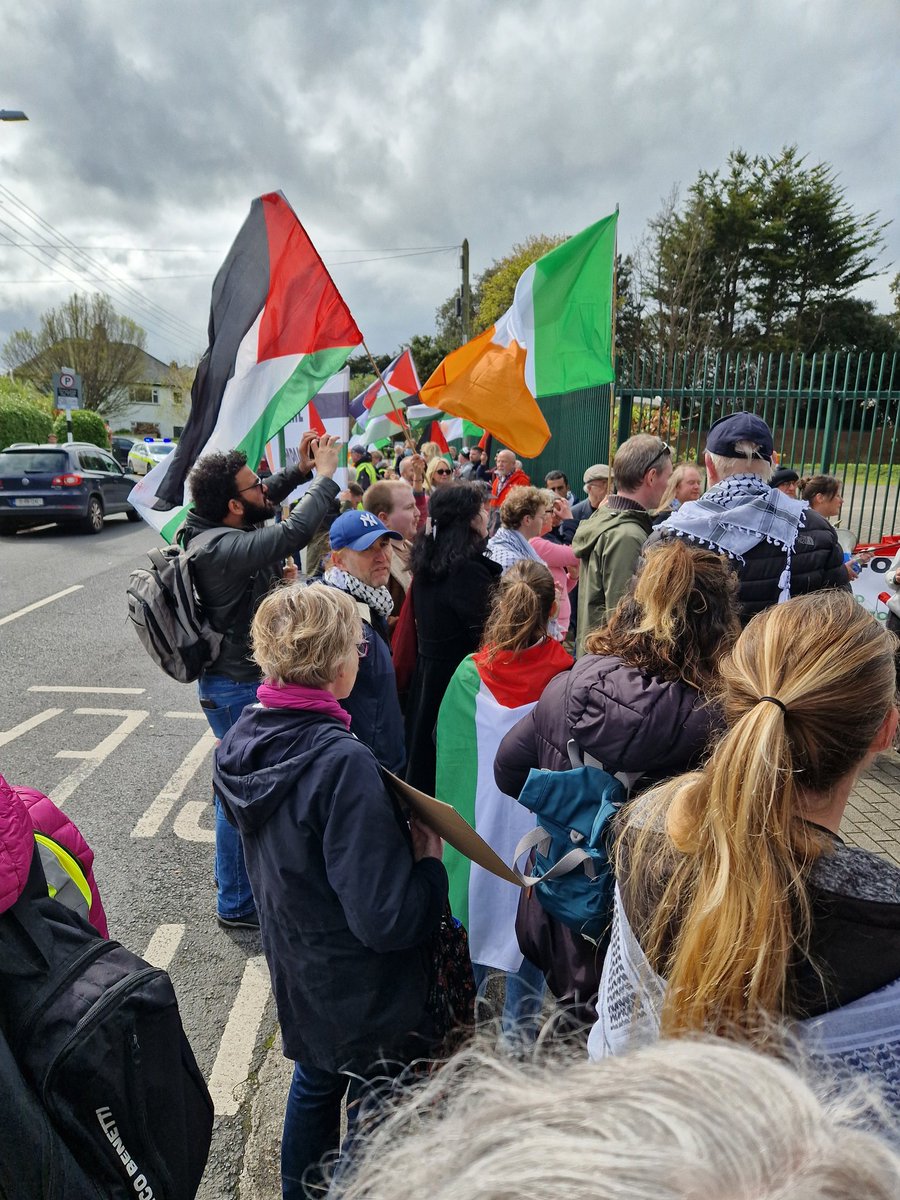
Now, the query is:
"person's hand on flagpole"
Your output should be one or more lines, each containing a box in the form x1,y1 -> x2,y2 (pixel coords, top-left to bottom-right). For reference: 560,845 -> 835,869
298,430 -> 320,475
311,433 -> 340,478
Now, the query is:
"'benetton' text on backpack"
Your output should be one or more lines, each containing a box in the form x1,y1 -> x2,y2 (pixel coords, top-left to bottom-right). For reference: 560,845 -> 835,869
0,886 -> 213,1199
125,529 -> 224,683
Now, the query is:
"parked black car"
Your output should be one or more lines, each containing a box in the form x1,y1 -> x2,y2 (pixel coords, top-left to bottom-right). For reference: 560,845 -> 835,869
0,443 -> 141,534
110,435 -> 136,468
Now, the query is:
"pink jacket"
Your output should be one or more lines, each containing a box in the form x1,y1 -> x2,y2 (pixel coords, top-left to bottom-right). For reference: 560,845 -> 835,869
0,772 -> 109,936
531,536 -> 579,631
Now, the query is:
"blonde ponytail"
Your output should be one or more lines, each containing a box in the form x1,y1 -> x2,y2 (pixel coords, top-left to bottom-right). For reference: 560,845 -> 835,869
618,590 -> 898,1037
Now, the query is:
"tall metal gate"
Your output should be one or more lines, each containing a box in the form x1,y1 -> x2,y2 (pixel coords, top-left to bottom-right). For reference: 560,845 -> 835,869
522,350 -> 900,544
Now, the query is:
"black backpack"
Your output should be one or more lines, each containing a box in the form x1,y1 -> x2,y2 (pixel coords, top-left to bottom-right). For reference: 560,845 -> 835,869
125,528 -> 225,683
0,864 -> 213,1199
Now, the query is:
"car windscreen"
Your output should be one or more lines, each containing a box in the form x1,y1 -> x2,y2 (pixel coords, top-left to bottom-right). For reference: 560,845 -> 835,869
0,451 -> 69,473
149,444 -> 176,456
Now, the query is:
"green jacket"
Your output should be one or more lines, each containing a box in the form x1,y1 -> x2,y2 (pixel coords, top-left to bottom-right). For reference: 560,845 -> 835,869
572,503 -> 653,655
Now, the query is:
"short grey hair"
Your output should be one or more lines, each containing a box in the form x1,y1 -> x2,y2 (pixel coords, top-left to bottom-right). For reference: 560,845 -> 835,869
708,439 -> 773,482
613,433 -> 672,492
333,1038 -> 900,1200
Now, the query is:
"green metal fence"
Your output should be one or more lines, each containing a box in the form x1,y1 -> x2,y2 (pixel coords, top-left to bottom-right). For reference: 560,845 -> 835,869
520,351 -> 900,544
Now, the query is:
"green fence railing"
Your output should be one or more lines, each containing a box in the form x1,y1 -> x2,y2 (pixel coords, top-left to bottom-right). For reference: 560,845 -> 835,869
518,350 -> 900,544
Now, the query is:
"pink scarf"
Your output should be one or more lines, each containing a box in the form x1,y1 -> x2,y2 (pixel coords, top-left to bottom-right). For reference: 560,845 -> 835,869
256,680 -> 352,730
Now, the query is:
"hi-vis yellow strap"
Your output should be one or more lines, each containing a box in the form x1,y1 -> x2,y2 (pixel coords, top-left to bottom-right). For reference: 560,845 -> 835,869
33,832 -> 92,916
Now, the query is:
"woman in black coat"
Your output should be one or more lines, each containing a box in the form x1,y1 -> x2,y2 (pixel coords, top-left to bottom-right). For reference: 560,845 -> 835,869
494,540 -> 740,1021
405,483 -> 502,793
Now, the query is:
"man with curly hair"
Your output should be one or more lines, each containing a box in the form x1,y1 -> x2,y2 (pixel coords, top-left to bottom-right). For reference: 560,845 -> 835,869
181,432 -> 340,928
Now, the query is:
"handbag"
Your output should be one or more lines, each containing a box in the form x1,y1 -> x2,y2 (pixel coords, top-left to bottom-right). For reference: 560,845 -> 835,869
425,903 -> 476,1056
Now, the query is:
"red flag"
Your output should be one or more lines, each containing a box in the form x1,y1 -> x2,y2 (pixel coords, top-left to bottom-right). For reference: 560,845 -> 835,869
430,421 -> 450,453
308,400 -> 326,437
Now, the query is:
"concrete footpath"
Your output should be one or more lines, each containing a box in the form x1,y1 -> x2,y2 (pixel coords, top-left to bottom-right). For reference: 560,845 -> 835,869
236,749 -> 900,1199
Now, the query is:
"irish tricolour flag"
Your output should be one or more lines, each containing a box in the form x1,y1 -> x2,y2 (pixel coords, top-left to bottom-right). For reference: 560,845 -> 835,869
420,212 -> 617,458
436,643 -> 572,971
129,191 -> 363,540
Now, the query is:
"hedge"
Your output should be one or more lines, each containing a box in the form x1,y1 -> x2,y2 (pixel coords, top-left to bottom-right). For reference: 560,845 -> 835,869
52,409 -> 110,449
0,398 -> 54,449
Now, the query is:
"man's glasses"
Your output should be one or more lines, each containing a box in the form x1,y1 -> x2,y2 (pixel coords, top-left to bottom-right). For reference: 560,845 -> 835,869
238,476 -> 264,494
356,639 -> 369,658
642,441 -> 671,476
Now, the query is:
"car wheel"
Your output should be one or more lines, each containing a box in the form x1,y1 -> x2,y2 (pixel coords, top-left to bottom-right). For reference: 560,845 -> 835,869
79,496 -> 105,534
126,506 -> 141,522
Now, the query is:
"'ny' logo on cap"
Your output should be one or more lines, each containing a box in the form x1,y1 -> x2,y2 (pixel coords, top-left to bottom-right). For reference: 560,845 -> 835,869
359,512 -> 380,528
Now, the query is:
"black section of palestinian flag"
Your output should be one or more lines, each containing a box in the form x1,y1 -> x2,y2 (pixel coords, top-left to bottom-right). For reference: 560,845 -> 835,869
157,198 -> 270,507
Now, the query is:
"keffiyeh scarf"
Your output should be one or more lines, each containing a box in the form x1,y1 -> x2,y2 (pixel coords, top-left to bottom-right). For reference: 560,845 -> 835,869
661,474 -> 807,604
324,565 -> 394,620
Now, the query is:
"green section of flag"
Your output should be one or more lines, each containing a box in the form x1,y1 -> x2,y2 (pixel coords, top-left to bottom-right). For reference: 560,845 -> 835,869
435,655 -> 481,930
235,344 -> 354,476
532,212 -> 617,398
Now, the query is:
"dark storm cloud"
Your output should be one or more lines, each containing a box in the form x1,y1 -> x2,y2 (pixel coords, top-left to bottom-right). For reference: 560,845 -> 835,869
2,0 -> 897,363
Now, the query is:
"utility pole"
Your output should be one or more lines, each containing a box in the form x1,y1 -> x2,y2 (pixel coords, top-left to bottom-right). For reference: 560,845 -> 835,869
460,239 -> 471,344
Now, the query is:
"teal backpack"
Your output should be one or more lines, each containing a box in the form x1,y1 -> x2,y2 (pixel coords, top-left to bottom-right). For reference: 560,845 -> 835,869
512,741 -> 641,943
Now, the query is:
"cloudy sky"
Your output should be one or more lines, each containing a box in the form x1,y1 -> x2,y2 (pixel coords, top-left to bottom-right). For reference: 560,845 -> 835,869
2,0 -> 898,368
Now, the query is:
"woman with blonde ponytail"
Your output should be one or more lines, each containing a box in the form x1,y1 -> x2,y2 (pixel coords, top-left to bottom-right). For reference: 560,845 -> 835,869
591,591 -> 900,1110
436,560 -> 573,1047
494,540 -> 740,1022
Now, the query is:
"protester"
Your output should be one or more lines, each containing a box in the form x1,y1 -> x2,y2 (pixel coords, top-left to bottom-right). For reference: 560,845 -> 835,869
419,441 -> 442,465
530,499 -> 579,637
770,465 -> 800,497
648,413 -> 848,624
339,481 -> 364,512
181,432 -> 340,928
572,434 -> 672,654
569,463 -> 610,524
349,444 -> 377,492
486,486 -> 552,575
799,472 -> 843,518
404,483 -> 502,794
425,456 -> 454,492
331,1039 -> 900,1200
214,583 -> 447,1198
322,511 -> 406,773
363,481 -> 419,634
398,453 -> 428,530
489,448 -> 530,531
0,770 -> 108,936
544,469 -> 575,506
437,561 -> 572,1047
591,592 -> 900,1106
495,540 -> 739,1018
651,461 -> 703,524
460,445 -> 489,482
368,446 -> 385,476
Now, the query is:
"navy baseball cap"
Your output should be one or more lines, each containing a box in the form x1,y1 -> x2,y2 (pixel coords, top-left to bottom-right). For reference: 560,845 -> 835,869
706,412 -> 774,462
329,510 -> 403,552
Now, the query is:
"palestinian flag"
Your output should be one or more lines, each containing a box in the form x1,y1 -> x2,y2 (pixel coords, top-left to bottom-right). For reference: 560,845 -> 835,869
420,212 -> 617,458
265,367 -> 352,504
350,347 -> 420,444
438,416 -> 483,444
129,191 -> 362,540
435,641 -> 572,971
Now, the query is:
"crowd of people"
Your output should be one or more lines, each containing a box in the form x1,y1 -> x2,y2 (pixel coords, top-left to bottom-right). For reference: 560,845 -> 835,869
5,411 -> 900,1199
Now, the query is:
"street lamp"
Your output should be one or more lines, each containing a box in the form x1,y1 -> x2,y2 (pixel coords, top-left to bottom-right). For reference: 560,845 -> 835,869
0,111 -> 28,121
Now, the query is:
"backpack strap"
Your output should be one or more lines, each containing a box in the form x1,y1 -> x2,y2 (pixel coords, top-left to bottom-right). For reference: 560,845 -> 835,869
569,739 -> 643,797
511,791 -> 621,887
148,527 -> 227,573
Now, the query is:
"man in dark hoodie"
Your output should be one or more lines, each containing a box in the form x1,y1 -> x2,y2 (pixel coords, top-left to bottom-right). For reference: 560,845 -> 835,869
214,583 -> 446,1198
181,432 -> 340,929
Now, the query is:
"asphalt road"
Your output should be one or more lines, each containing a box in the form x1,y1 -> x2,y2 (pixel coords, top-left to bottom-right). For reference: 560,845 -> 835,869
0,515 -> 275,1199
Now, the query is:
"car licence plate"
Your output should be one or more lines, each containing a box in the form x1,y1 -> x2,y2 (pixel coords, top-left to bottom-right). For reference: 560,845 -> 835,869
13,498 -> 44,506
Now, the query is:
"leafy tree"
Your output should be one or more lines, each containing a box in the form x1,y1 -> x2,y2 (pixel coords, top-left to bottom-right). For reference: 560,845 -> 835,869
405,334 -> 444,383
476,234 -> 565,329
0,395 -> 53,447
615,254 -> 645,361
52,408 -> 110,448
2,293 -> 147,417
642,147 -> 889,355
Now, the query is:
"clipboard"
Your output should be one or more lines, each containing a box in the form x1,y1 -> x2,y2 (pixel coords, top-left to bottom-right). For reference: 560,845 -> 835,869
383,770 -> 523,888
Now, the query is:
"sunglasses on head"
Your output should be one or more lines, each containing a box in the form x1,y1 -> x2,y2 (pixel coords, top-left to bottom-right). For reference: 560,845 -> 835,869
642,441 -> 671,475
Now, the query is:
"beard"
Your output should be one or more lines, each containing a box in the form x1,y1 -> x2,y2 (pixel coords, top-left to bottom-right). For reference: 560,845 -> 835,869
241,496 -> 275,525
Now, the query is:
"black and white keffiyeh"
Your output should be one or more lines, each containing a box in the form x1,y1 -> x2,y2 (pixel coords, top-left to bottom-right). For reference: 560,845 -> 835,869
323,565 -> 394,620
660,474 -> 808,603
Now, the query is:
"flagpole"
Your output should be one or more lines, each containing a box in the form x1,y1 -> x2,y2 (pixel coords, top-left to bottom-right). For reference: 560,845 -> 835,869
609,203 -> 619,473
361,341 -> 417,451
